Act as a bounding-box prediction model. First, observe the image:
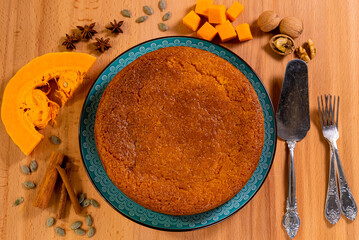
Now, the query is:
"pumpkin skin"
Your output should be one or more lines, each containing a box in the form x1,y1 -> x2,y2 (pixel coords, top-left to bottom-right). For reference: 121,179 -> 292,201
1,52 -> 96,155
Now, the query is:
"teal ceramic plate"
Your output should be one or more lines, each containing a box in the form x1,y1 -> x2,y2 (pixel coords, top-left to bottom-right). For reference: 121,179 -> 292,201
79,36 -> 276,231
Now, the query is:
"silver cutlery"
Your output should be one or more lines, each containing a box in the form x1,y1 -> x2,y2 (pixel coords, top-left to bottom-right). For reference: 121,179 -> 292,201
276,60 -> 310,239
318,95 -> 357,223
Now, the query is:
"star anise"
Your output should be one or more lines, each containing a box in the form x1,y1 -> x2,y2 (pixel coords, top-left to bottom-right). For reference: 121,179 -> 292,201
62,33 -> 80,50
94,37 -> 111,53
106,19 -> 124,34
77,22 -> 97,40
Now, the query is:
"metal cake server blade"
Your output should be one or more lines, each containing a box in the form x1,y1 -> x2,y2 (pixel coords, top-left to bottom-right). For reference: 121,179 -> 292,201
276,59 -> 310,239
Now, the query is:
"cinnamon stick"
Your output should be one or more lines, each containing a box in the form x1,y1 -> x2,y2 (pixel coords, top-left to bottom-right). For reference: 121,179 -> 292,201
55,165 -> 81,214
56,161 -> 71,219
33,152 -> 64,209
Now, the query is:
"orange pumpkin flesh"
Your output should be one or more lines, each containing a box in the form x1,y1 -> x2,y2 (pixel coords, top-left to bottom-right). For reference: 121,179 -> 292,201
1,52 -> 96,155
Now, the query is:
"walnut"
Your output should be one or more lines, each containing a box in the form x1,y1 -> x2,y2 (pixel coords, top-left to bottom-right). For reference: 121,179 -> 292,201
270,34 -> 295,55
257,11 -> 280,32
279,16 -> 303,38
295,46 -> 310,63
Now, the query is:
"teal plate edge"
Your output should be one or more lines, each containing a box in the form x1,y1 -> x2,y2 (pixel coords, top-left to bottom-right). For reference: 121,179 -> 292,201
79,36 -> 277,231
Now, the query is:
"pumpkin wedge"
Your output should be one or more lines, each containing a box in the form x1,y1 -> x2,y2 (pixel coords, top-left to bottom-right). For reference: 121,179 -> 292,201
1,52 -> 96,155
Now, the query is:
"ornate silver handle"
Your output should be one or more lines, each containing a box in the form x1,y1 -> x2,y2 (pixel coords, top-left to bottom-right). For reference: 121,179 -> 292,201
325,148 -> 341,224
283,140 -> 300,239
333,147 -> 358,221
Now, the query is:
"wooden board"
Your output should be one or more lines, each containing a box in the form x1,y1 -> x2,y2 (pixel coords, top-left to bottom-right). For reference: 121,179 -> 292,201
0,0 -> 358,239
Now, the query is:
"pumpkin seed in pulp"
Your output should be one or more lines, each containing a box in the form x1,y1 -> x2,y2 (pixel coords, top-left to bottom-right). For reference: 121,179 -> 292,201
78,192 -> 86,204
81,199 -> 91,207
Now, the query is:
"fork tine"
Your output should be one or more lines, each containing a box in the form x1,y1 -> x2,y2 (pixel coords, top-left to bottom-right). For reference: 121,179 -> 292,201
336,96 -> 340,128
318,96 -> 324,128
333,96 -> 336,126
321,95 -> 326,125
329,94 -> 333,125
324,95 -> 329,125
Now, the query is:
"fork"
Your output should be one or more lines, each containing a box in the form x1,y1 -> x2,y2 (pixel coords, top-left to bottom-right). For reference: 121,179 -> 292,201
318,94 -> 358,223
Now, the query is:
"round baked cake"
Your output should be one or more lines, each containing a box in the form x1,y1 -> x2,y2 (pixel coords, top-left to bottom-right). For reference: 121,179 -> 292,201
95,46 -> 264,215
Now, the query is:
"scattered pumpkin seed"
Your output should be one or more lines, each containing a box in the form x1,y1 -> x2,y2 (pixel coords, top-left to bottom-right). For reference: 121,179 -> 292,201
121,9 -> 131,18
71,221 -> 82,230
86,214 -> 93,226
88,226 -> 96,238
158,23 -> 168,32
143,6 -> 153,15
46,217 -> 55,227
30,160 -> 38,172
23,181 -> 36,189
81,199 -> 91,207
21,165 -> 31,175
78,193 -> 86,204
136,16 -> 148,23
74,228 -> 86,236
50,135 -> 61,145
158,0 -> 166,12
162,11 -> 171,21
90,199 -> 100,208
55,227 -> 65,236
63,81 -> 68,88
14,197 -> 24,206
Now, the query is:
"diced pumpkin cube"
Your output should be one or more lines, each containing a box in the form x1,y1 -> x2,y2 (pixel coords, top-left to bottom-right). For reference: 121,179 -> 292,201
195,0 -> 213,17
182,10 -> 201,31
215,20 -> 237,42
197,22 -> 218,41
235,23 -> 253,41
208,5 -> 226,24
226,1 -> 244,22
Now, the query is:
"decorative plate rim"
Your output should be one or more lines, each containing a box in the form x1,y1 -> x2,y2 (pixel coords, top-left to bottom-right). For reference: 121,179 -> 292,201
78,36 -> 277,232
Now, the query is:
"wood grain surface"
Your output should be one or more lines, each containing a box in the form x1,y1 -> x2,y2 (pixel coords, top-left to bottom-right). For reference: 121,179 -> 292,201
1,0 -> 358,239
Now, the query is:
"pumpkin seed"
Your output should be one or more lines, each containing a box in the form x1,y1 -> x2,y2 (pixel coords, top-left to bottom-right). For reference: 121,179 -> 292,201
74,228 -> 86,236
71,221 -> 82,230
78,193 -> 86,204
162,11 -> 171,21
158,0 -> 166,12
30,160 -> 38,172
81,199 -> 91,207
90,199 -> 100,208
136,16 -> 148,23
50,135 -> 61,145
143,6 -> 153,15
86,214 -> 93,226
21,165 -> 30,175
55,227 -> 65,236
63,81 -> 68,88
46,217 -> 55,227
14,197 -> 24,206
121,9 -> 131,18
88,226 -> 96,238
158,23 -> 168,32
23,181 -> 36,189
